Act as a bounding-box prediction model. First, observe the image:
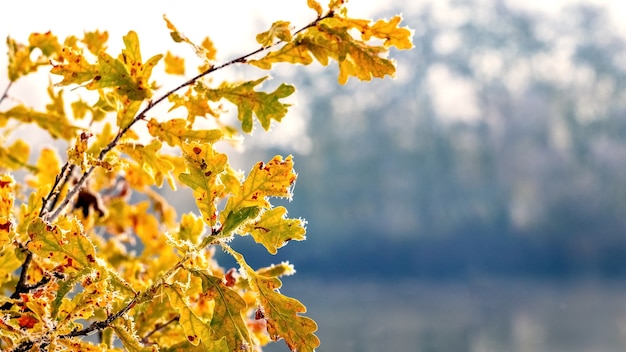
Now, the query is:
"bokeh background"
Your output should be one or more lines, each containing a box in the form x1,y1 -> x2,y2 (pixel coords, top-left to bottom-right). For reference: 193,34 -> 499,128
3,0 -> 626,351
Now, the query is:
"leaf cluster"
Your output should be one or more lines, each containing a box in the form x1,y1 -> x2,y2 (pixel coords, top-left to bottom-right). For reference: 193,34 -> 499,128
0,1 -> 411,351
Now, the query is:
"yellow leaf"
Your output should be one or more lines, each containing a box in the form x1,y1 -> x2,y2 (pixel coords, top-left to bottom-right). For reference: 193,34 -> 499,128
226,247 -> 319,352
244,206 -> 306,254
307,0 -> 324,17
256,261 -> 296,278
0,175 -> 14,219
336,41 -> 395,84
201,37 -> 217,62
179,142 -> 228,226
256,21 -> 292,47
250,273 -> 319,351
67,131 -> 93,172
168,87 -> 220,124
71,98 -> 107,122
0,175 -> 14,249
0,139 -> 31,171
363,15 -> 414,50
165,284 -> 229,350
26,147 -> 61,192
131,202 -> 167,256
203,77 -> 295,133
27,217 -> 99,273
111,318 -> 158,352
220,156 -> 296,238
7,32 -> 60,81
147,118 -> 222,148
176,212 -> 205,245
0,105 -> 79,140
165,51 -> 185,75
188,269 -> 252,351
0,246 -> 21,286
119,141 -> 175,188
250,15 -> 411,84
50,47 -> 98,86
319,18 -> 396,84
29,31 -> 62,58
248,41 -> 313,70
234,155 -> 297,209
55,269 -> 111,326
81,30 -> 109,55
163,15 -> 217,66
53,31 -> 162,101
7,37 -> 36,81
117,97 -> 142,128
116,31 -> 163,100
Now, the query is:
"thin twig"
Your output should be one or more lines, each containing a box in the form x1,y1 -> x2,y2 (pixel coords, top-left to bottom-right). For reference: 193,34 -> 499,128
0,81 -> 12,106
141,315 -> 180,344
39,163 -> 74,217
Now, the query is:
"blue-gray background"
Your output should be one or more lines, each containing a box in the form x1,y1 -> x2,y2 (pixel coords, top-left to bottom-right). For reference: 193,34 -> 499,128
223,2 -> 626,351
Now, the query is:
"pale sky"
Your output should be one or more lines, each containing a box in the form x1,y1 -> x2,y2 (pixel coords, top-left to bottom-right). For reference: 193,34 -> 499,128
1,0 -> 625,149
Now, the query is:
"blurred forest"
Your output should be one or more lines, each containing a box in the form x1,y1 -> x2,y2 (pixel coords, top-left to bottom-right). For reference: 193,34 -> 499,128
209,1 -> 626,281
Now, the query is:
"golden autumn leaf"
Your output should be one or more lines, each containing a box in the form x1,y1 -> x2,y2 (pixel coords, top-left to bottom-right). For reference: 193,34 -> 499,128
167,86 -> 220,124
52,31 -> 162,101
81,30 -> 109,55
0,139 -> 31,171
27,217 -> 99,273
164,284 -> 230,351
165,51 -> 185,75
147,118 -> 222,148
244,206 -> 306,254
226,247 -> 319,352
29,31 -> 62,58
111,318 -> 159,352
188,269 -> 252,351
50,47 -> 98,86
256,21 -> 293,47
179,142 -> 228,226
203,77 -> 295,133
200,37 -> 217,62
363,15 -> 414,49
231,155 -> 297,210
307,0 -> 324,17
0,105 -> 78,140
0,175 -> 14,249
119,141 -> 175,188
7,37 -> 36,81
163,15 -> 217,67
249,13 -> 413,84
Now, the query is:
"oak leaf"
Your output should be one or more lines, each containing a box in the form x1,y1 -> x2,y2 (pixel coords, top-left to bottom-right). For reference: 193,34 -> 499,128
179,142 -> 228,226
165,51 -> 185,75
245,206 -> 306,254
188,269 -> 252,351
165,284 -> 229,350
256,21 -> 292,47
147,118 -> 222,148
27,217 -> 99,273
203,77 -> 295,133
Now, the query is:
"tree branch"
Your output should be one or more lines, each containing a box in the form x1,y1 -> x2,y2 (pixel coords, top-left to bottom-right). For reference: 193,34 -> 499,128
8,11 -> 335,348
42,10 -> 334,224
